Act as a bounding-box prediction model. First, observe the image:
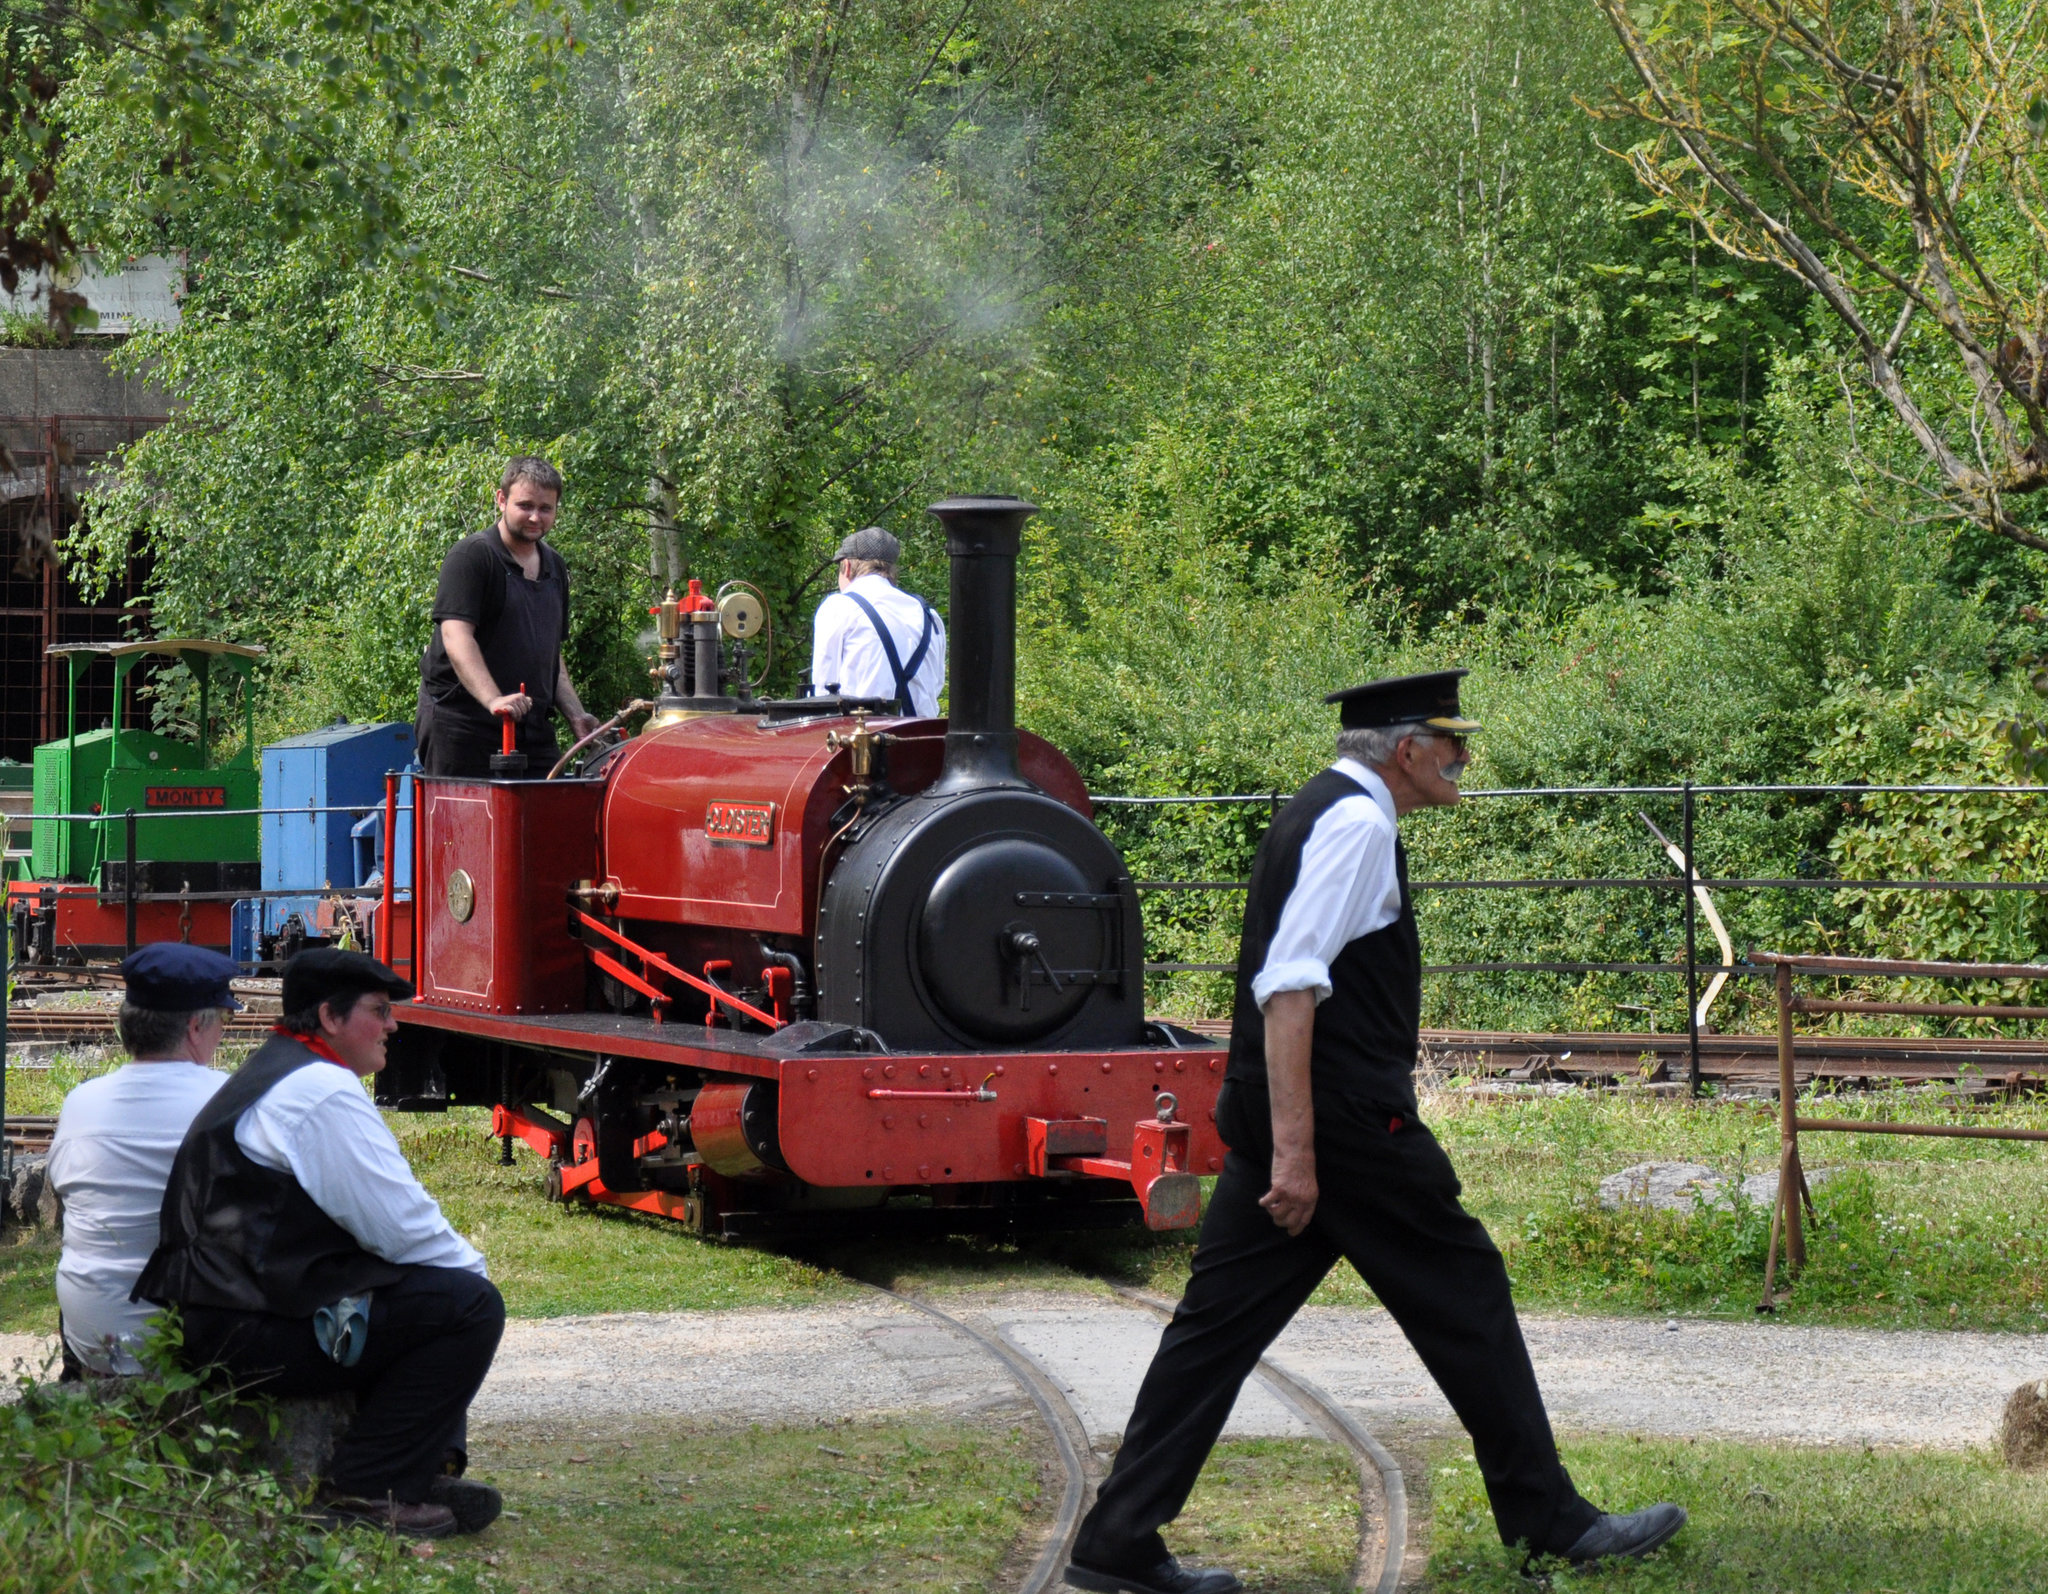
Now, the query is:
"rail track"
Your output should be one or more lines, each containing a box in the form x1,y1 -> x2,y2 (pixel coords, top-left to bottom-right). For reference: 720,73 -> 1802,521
860,1280 -> 1406,1594
4,1114 -> 55,1156
1175,1020 -> 2048,1089
3,1009 -> 276,1046
1423,1028 -> 2048,1089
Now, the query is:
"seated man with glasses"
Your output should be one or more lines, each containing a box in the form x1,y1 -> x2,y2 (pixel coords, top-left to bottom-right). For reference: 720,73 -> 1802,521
135,949 -> 504,1540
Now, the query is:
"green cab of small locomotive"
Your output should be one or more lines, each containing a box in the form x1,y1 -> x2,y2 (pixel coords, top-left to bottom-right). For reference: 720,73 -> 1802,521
29,639 -> 265,884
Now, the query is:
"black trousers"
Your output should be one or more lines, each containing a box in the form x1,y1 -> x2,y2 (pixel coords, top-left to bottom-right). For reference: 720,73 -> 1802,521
179,1266 -> 505,1503
1073,1081 -> 1599,1570
418,712 -> 557,780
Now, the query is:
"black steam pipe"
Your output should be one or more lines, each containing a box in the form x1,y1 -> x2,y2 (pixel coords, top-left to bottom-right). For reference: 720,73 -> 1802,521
927,495 -> 1037,792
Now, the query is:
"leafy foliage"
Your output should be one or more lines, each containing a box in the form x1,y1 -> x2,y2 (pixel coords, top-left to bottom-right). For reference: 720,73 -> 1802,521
3,1334 -> 456,1593
23,0 -> 2048,1022
1589,0 -> 2048,548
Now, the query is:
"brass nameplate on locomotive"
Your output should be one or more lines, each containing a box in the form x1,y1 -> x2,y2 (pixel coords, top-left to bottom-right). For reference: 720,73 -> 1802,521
446,868 -> 476,922
705,800 -> 775,846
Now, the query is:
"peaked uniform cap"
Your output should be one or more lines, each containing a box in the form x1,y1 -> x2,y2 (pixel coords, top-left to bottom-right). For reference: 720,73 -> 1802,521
834,526 -> 901,564
281,948 -> 414,1012
119,943 -> 244,1011
1325,669 -> 1481,733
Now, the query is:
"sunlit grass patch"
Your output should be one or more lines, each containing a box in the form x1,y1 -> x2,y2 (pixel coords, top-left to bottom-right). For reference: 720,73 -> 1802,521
1426,1433 -> 2048,1592
440,1417 -> 1040,1593
392,1111 -> 855,1317
0,1230 -> 58,1337
1297,1088 -> 2048,1328
1171,1437 -> 1361,1592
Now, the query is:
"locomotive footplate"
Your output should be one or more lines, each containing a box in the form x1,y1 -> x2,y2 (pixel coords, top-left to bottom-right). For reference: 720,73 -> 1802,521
389,1000 -> 1226,1233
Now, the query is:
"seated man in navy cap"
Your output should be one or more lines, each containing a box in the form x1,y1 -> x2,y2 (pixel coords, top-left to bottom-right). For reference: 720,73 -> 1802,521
46,944 -> 239,1375
1065,672 -> 1685,1594
135,948 -> 504,1539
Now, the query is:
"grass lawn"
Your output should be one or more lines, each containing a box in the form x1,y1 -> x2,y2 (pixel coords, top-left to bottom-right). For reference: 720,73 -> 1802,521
1131,1085 -> 2048,1331
1171,1437 -> 1362,1591
435,1417 -> 1043,1594
1427,1433 -> 2048,1592
432,1428 -> 1362,1594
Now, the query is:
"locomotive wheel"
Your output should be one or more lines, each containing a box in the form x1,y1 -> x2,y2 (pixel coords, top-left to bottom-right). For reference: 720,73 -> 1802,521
570,1116 -> 598,1202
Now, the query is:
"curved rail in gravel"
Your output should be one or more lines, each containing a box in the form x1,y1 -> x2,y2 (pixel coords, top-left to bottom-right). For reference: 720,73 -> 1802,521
866,1285 -> 1089,1594
1105,1284 -> 1408,1594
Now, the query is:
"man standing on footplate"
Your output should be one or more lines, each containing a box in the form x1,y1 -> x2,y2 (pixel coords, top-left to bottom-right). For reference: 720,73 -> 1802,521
1064,671 -> 1687,1594
416,456 -> 601,778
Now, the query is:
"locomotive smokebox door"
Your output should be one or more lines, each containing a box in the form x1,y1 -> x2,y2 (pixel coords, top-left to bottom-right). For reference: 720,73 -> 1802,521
917,835 -> 1113,1042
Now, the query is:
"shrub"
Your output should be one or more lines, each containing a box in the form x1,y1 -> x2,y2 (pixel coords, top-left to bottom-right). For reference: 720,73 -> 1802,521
2,1331 -> 452,1594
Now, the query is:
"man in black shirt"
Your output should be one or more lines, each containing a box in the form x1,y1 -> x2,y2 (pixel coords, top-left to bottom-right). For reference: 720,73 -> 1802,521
1063,672 -> 1685,1594
416,457 -> 600,777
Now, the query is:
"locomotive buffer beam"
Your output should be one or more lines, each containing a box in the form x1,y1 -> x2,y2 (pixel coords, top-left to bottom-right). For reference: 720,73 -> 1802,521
1024,1095 -> 1202,1231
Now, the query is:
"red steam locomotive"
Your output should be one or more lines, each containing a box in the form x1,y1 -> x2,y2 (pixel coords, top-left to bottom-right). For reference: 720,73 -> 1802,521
380,496 -> 1225,1239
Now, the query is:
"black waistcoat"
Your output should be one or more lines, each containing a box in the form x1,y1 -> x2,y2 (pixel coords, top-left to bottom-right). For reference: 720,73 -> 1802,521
132,1034 -> 406,1316
1225,766 -> 1423,1115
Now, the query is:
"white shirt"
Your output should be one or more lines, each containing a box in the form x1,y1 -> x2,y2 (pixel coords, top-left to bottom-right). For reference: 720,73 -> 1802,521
49,1060 -> 227,1374
811,574 -> 947,714
1251,759 -> 1404,1012
234,1060 -> 486,1277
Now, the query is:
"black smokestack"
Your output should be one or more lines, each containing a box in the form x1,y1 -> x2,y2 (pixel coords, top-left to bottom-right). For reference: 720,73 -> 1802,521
926,494 -> 1037,791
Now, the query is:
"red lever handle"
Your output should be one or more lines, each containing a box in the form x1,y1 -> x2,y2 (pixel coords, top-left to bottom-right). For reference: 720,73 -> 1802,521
498,681 -> 525,756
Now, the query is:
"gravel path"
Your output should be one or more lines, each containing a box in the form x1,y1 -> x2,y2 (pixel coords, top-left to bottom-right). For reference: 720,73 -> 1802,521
11,1297 -> 2044,1450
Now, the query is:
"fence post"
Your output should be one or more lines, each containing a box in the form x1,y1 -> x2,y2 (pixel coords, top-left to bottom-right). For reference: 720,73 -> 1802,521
1777,961 -> 1805,1271
1683,781 -> 1700,1096
124,808 -> 139,956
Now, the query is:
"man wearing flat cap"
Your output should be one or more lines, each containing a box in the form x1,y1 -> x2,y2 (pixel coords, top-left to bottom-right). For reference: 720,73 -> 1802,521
1065,672 -> 1685,1594
809,525 -> 946,715
46,944 -> 239,1375
135,948 -> 503,1540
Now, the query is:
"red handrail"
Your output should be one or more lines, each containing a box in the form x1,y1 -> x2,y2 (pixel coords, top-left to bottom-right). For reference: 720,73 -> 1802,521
573,909 -> 783,1030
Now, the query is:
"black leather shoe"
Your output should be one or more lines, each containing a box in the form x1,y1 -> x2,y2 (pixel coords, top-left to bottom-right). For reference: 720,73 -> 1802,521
312,1495 -> 458,1539
1562,1502 -> 1687,1565
1065,1553 -> 1244,1594
427,1474 -> 503,1534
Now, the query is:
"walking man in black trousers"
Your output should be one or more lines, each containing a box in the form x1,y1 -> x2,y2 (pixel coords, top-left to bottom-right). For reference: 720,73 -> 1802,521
1065,672 -> 1686,1594
136,949 -> 504,1539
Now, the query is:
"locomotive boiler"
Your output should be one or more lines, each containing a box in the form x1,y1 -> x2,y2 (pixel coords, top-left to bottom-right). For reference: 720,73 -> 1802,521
382,496 -> 1225,1238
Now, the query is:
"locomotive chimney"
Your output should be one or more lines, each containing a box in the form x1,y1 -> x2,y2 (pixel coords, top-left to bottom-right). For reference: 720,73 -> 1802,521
926,494 -> 1037,792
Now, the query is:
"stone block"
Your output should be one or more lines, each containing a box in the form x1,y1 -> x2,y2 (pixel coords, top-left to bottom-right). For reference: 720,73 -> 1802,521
1598,1160 -> 1835,1215
52,1376 -> 355,1488
238,1393 -> 358,1488
2003,1379 -> 2048,1469
3,1155 -> 58,1232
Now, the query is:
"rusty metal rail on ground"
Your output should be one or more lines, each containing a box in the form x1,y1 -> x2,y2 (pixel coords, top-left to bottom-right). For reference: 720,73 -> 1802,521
1,1010 -> 275,1045
1175,1018 -> 2048,1089
4,1116 -> 55,1156
1754,952 -> 2048,1312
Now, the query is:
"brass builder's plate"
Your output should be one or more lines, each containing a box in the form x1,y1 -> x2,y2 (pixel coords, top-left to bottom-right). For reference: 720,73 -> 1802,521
447,868 -> 476,923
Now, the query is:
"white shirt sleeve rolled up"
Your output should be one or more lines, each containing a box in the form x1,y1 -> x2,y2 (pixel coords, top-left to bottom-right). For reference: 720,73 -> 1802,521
235,1063 -> 486,1277
1250,760 -> 1405,1012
